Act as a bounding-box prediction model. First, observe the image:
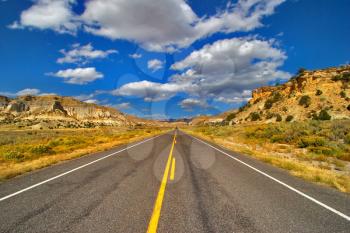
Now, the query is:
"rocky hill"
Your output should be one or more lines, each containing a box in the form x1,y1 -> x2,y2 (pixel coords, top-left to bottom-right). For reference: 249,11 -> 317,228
191,65 -> 350,125
0,95 -> 149,129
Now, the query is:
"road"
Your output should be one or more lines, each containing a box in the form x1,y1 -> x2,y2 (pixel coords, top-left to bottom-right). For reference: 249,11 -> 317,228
0,130 -> 349,232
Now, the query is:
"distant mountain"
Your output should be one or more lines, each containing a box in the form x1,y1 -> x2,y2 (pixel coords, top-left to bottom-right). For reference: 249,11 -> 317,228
190,65 -> 350,125
0,95 -> 155,129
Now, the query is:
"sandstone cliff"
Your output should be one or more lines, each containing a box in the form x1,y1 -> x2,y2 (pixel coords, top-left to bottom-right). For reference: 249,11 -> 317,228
191,65 -> 350,125
0,95 -> 141,128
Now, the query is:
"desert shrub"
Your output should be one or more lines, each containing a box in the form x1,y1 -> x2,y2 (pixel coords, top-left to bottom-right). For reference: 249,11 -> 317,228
316,89 -> 323,96
266,112 -> 274,119
298,67 -> 306,74
226,113 -> 236,122
286,115 -> 294,122
253,97 -> 262,104
30,145 -> 54,155
340,91 -> 346,98
249,112 -> 261,121
3,151 -> 25,161
264,99 -> 273,109
318,109 -> 331,121
299,95 -> 311,107
332,72 -> 350,82
276,114 -> 282,122
282,106 -> 288,112
298,136 -> 326,148
309,146 -> 335,156
344,135 -> 350,144
272,92 -> 283,102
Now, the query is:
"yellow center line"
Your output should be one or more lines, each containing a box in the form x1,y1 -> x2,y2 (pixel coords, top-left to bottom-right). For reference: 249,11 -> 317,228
146,132 -> 176,233
170,158 -> 176,181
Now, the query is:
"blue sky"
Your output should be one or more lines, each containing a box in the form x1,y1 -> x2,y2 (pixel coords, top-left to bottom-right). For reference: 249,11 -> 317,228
0,0 -> 349,119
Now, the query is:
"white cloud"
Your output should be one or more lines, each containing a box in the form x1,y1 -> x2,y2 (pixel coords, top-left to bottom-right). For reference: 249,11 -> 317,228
10,0 -> 285,52
57,43 -> 117,64
84,99 -> 99,104
10,0 -> 78,34
179,98 -> 208,110
129,53 -> 142,59
114,102 -> 130,109
147,59 -> 163,72
113,37 -> 290,106
112,80 -> 188,101
0,88 -> 44,97
48,67 -> 103,85
16,88 -> 41,96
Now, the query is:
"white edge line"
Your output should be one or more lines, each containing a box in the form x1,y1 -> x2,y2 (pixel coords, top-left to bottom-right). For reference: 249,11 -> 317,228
184,131 -> 350,222
0,132 -> 169,202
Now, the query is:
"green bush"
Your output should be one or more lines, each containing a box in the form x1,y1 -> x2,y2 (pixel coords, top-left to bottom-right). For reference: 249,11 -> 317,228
225,113 -> 236,122
340,91 -> 346,98
318,109 -> 331,121
30,145 -> 54,155
298,136 -> 326,148
344,134 -> 350,144
264,99 -> 273,109
3,151 -> 25,161
298,67 -> 306,74
286,115 -> 294,122
276,114 -> 282,122
299,95 -> 311,107
316,89 -> 323,96
250,112 -> 261,121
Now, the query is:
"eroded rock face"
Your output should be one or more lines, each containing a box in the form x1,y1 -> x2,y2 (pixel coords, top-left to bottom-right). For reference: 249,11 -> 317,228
0,96 -> 9,109
0,95 -> 143,127
52,101 -> 67,115
6,101 -> 29,112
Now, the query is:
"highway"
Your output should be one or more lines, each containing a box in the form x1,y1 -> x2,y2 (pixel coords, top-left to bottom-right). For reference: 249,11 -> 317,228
0,130 -> 349,233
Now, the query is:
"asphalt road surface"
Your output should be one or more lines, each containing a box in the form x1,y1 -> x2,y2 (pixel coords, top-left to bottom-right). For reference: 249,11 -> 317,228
0,130 -> 349,233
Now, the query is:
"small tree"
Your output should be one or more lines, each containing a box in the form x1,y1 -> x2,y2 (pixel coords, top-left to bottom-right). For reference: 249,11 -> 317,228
286,115 -> 294,122
264,99 -> 274,109
316,89 -> 323,96
276,114 -> 282,122
297,67 -> 306,75
340,91 -> 346,98
250,112 -> 261,121
318,110 -> 331,120
299,95 -> 311,107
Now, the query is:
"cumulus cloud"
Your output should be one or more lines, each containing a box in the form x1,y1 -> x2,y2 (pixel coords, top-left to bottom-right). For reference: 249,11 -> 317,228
16,88 -> 41,96
48,67 -> 103,85
84,99 -> 99,104
57,43 -> 117,64
147,59 -> 163,72
0,88 -> 51,97
112,80 -> 189,101
10,0 -> 285,52
179,98 -> 208,110
129,53 -> 142,59
114,102 -> 130,109
9,0 -> 78,34
114,37 -> 290,105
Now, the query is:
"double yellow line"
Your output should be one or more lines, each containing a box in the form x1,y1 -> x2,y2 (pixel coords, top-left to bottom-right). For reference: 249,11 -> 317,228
147,132 -> 177,233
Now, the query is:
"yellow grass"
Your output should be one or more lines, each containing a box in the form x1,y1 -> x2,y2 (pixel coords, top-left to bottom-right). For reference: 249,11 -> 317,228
183,123 -> 350,193
0,127 -> 169,181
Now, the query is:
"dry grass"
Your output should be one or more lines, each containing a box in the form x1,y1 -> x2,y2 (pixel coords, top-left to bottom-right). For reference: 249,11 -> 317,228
183,120 -> 350,193
0,127 -> 168,181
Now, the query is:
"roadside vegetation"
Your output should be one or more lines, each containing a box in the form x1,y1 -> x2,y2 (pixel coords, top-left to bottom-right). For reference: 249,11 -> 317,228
0,127 -> 168,180
183,119 -> 350,193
